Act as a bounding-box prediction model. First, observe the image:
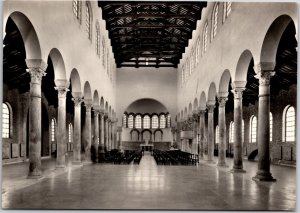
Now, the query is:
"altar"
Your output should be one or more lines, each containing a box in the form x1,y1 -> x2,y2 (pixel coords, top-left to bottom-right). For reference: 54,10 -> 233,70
140,139 -> 153,151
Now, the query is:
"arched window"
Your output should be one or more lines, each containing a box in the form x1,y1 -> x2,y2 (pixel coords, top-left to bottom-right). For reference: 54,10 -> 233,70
196,37 -> 201,64
229,121 -> 234,143
250,116 -> 257,143
215,125 -> 219,144
181,66 -> 185,84
284,106 -> 296,142
202,21 -> 208,55
2,103 -> 10,138
167,114 -> 171,128
159,114 -> 166,128
51,119 -> 56,142
152,115 -> 159,129
102,38 -> 106,68
143,115 -> 150,129
135,115 -> 142,128
270,112 -> 273,142
86,1 -> 92,40
123,114 -> 127,128
72,0 -> 81,20
223,1 -> 232,22
212,3 -> 219,39
68,123 -> 73,143
185,61 -> 189,79
96,23 -> 100,56
128,115 -> 134,128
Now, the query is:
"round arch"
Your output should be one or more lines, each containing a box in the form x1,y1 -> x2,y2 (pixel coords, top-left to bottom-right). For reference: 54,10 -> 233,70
235,49 -> 254,82
70,68 -> 81,94
7,11 -> 42,60
93,90 -> 100,107
260,15 -> 295,64
100,97 -> 105,110
83,81 -> 92,100
218,70 -> 231,94
207,82 -> 217,102
48,48 -> 67,80
199,91 -> 207,110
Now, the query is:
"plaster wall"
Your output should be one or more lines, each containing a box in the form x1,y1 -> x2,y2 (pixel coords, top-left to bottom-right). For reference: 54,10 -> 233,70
116,67 -> 177,126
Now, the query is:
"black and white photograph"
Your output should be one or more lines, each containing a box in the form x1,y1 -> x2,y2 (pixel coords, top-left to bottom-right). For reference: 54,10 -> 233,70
1,0 -> 298,211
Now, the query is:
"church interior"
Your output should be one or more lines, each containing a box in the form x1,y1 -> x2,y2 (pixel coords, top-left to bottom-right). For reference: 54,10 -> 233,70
1,0 -> 298,211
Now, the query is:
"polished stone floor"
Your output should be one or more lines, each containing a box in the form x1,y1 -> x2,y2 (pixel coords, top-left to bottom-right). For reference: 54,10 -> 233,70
2,152 -> 296,210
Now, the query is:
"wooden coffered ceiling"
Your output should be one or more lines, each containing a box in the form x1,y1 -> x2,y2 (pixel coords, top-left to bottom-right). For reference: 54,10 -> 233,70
98,1 -> 207,68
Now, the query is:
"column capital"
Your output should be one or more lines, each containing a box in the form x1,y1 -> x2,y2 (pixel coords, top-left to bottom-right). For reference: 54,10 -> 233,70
206,101 -> 215,112
72,97 -> 83,107
217,96 -> 227,107
55,87 -> 69,98
26,59 -> 48,84
99,109 -> 105,116
199,109 -> 206,116
84,99 -> 93,112
85,104 -> 93,112
192,111 -> 199,121
231,87 -> 245,99
93,109 -> 100,117
255,71 -> 275,86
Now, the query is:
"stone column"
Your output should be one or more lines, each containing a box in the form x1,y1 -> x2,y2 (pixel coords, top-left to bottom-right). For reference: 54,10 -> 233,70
231,83 -> 246,173
26,59 -> 47,178
72,95 -> 82,165
111,119 -> 115,149
104,114 -> 108,151
55,80 -> 69,169
192,112 -> 199,154
107,118 -> 111,151
83,100 -> 92,162
207,103 -> 215,163
93,108 -> 99,162
118,127 -> 123,151
198,110 -> 206,159
99,111 -> 105,151
217,95 -> 228,167
253,63 -> 276,181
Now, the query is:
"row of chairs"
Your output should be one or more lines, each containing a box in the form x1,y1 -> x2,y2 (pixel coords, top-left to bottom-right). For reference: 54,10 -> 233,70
153,149 -> 198,165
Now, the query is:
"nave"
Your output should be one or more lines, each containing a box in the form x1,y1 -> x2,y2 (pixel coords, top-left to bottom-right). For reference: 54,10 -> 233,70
2,152 -> 296,210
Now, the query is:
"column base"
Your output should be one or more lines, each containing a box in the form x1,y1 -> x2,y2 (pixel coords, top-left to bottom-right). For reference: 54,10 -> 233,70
230,168 -> 246,173
206,160 -> 215,164
55,164 -> 66,169
252,171 -> 276,182
217,162 -> 228,167
72,161 -> 83,166
27,171 -> 43,179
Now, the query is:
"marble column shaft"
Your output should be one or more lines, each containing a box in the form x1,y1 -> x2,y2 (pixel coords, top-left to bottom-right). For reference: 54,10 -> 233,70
198,111 -> 205,159
55,83 -> 69,168
253,67 -> 276,181
207,104 -> 215,162
231,87 -> 246,172
73,97 -> 82,164
217,96 -> 227,167
93,109 -> 99,160
84,103 -> 92,162
27,61 -> 47,178
192,113 -> 198,155
99,112 -> 105,152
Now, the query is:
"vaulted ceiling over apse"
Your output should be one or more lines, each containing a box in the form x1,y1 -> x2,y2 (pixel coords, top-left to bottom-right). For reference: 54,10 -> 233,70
98,1 -> 207,68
